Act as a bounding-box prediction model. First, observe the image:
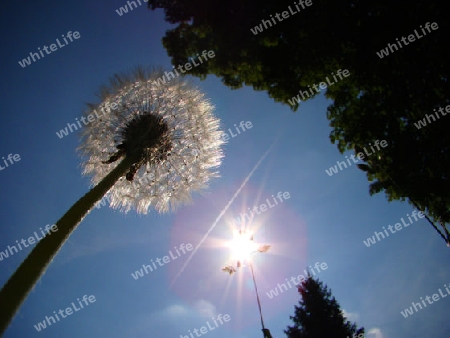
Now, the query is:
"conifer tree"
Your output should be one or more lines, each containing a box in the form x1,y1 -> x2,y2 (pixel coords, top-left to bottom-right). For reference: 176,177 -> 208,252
285,274 -> 364,338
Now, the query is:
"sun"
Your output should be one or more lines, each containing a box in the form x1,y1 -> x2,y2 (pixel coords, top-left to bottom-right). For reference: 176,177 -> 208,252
228,230 -> 258,264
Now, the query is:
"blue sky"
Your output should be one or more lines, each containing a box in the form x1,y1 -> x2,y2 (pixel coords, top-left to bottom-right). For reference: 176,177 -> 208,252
1,1 -> 449,337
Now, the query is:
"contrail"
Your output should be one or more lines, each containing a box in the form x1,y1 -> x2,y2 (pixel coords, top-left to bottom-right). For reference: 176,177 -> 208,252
170,141 -> 276,287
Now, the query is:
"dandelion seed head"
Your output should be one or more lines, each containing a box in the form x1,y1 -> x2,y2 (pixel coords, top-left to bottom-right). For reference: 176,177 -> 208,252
78,67 -> 225,214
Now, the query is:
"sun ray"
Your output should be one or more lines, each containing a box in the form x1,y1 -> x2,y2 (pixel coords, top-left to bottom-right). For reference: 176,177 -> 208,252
169,141 -> 276,287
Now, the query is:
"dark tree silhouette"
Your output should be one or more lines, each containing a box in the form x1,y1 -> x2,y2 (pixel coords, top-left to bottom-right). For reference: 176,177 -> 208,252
148,0 -> 450,231
285,274 -> 364,338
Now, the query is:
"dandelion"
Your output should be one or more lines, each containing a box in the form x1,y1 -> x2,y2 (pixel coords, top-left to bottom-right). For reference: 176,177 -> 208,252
0,67 -> 225,334
79,67 -> 224,213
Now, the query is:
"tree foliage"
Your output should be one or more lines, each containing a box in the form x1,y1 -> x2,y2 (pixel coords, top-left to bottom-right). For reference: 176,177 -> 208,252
285,275 -> 364,338
148,0 -> 450,225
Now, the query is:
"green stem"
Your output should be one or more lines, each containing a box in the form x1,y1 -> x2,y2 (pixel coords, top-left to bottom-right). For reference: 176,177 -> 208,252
0,156 -> 133,335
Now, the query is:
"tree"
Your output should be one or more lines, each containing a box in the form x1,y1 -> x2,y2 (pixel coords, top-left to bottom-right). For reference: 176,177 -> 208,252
147,0 -> 450,233
285,274 -> 364,338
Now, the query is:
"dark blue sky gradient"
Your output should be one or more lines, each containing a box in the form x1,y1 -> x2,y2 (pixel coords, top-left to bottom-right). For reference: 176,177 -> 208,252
1,1 -> 450,337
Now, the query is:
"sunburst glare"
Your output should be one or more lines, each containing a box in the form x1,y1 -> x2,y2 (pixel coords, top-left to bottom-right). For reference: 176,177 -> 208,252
228,230 -> 258,266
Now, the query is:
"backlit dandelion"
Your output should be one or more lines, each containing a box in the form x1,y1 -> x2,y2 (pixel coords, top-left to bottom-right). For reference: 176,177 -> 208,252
78,67 -> 224,213
0,67 -> 225,334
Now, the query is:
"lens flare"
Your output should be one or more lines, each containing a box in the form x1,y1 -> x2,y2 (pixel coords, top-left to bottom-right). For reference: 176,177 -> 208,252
228,230 -> 258,264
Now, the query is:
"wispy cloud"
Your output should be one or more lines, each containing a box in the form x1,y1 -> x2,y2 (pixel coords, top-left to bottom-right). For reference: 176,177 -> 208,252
342,309 -> 360,322
131,299 -> 219,335
56,230 -> 159,264
367,327 -> 384,338
164,304 -> 189,317
145,299 -> 218,323
342,311 -> 383,338
193,299 -> 217,318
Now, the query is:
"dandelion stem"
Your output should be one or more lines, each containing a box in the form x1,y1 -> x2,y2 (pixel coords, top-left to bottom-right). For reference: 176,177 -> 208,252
0,155 -> 135,335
